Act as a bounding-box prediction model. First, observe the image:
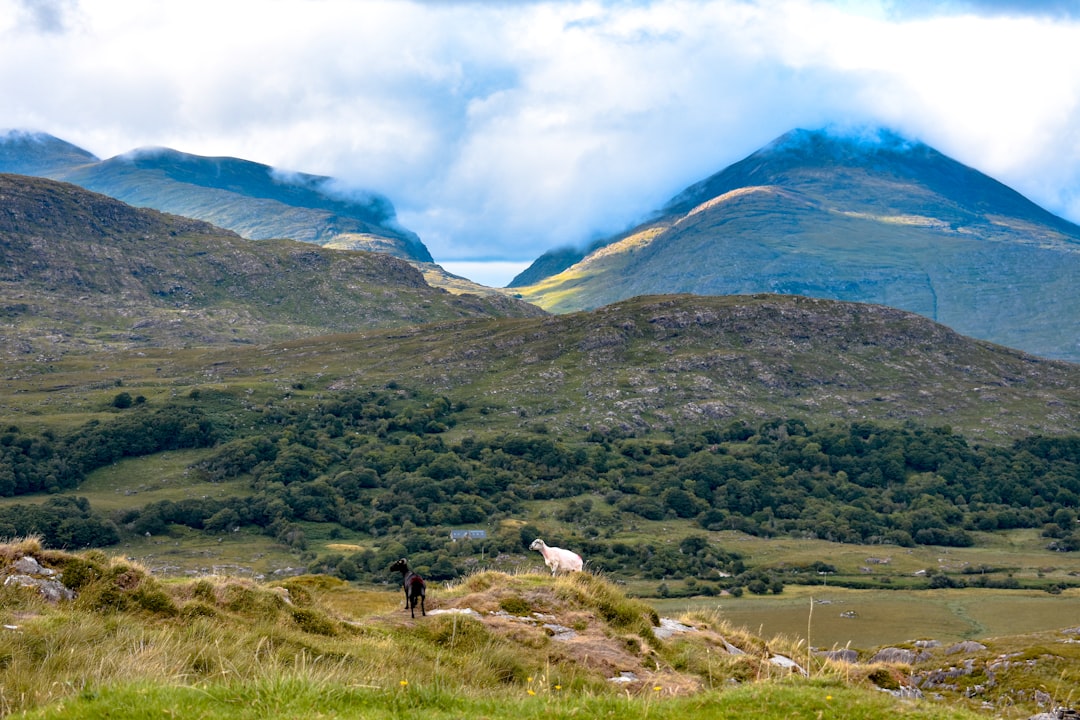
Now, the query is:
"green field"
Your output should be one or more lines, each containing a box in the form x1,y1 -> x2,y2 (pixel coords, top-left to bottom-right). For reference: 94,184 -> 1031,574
654,586 -> 1080,649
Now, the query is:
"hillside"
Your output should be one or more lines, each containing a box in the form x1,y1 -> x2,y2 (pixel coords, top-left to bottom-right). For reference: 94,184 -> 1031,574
5,292 -> 1075,445
226,293 -> 1080,442
511,128 -> 1080,363
4,538 -> 1066,719
0,173 -> 543,357
0,130 -> 433,263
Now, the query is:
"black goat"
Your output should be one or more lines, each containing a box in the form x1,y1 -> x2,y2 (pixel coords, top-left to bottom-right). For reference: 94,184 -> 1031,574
389,558 -> 426,618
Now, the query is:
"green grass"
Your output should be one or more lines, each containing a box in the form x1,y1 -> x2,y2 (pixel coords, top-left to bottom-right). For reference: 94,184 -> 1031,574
0,449 -> 238,512
10,678 -> 982,720
0,541 -> 1069,719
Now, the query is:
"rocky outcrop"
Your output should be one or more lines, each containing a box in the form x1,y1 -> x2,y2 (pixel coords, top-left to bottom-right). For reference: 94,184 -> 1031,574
2,554 -> 76,602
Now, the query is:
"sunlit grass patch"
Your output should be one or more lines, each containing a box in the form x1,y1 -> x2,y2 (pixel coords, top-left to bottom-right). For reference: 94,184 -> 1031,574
10,677 -> 985,720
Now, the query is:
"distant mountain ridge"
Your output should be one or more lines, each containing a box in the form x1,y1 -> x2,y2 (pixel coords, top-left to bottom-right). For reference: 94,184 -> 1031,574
512,127 -> 1080,362
0,173 -> 541,357
0,129 -> 433,263
0,130 -> 98,174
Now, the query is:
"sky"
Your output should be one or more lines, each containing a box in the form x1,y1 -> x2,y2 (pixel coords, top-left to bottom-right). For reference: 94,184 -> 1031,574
3,0 -> 1080,286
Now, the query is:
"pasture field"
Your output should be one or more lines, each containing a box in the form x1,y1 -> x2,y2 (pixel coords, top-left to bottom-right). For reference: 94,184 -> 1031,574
52,448 -> 239,511
653,586 -> 1080,649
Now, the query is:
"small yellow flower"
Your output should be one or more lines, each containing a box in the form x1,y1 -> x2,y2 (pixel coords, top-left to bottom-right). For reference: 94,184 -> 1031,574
527,676 -> 533,683
554,685 -> 562,691
826,695 -> 833,701
527,689 -> 536,696
653,686 -> 662,692
400,680 -> 408,688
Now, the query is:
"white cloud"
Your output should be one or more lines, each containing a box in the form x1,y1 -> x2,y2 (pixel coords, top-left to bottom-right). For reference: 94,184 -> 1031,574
2,0 -> 1079,263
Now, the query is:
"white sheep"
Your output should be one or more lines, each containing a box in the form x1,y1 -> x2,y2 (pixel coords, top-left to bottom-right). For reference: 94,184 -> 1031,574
529,538 -> 583,575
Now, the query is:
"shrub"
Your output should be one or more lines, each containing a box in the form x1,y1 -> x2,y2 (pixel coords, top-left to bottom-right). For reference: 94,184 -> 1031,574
291,607 -> 338,636
133,587 -> 179,616
498,596 -> 532,616
60,556 -> 104,590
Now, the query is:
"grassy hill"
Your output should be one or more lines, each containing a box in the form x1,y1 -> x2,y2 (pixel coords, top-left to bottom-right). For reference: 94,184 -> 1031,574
511,128 -> 1080,363
0,174 -> 543,358
5,537 -> 1056,719
190,293 -> 1080,442
3,292 -> 1077,442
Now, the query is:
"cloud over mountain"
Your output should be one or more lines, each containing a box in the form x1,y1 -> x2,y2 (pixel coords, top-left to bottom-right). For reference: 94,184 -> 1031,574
2,0 -> 1080,267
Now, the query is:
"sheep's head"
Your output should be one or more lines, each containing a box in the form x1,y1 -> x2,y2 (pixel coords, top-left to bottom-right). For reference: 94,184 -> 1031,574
529,538 -> 545,551
389,558 -> 409,573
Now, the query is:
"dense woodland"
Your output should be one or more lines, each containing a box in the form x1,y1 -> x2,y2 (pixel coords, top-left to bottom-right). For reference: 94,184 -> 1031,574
2,385 -> 1079,591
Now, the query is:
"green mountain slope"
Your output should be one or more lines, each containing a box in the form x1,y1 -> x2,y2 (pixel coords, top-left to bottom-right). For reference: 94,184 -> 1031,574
512,128 -> 1080,363
0,174 -> 542,357
105,292 -> 1075,444
0,130 -> 432,263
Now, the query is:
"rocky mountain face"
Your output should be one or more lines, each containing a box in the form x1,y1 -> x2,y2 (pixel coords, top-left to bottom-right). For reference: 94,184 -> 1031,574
512,128 -> 1080,363
0,130 -> 432,263
0,174 -> 542,357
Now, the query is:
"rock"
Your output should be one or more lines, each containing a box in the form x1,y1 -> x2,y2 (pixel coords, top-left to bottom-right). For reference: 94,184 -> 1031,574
543,623 -> 577,641
946,641 -> 987,655
818,648 -> 859,663
654,618 -> 696,639
608,672 -> 638,684
721,638 -> 746,655
4,556 -> 75,602
879,685 -> 924,699
769,654 -> 807,675
4,574 -> 76,602
870,647 -> 917,664
1028,710 -> 1080,720
14,556 -> 55,576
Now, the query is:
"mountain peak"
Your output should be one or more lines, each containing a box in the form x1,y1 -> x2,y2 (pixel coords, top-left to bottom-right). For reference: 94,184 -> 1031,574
661,125 -> 1076,234
0,129 -> 99,174
0,132 -> 434,263
766,126 -> 925,155
512,125 -> 1080,361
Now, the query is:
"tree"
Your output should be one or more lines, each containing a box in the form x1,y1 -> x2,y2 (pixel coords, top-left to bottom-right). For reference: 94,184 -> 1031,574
205,508 -> 241,533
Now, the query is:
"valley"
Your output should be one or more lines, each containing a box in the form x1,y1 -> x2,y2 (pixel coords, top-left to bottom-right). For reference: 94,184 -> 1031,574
2,129 -> 1080,718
